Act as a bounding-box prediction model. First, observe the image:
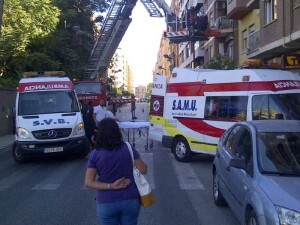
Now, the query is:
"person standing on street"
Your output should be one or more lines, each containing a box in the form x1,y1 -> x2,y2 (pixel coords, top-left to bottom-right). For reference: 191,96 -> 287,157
93,99 -> 120,126
84,118 -> 148,225
85,100 -> 96,143
131,94 -> 137,120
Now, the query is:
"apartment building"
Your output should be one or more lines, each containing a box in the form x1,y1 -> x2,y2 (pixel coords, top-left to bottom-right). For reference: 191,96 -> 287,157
236,0 -> 300,64
135,85 -> 147,100
155,0 -> 300,71
167,0 -> 235,68
108,48 -> 134,94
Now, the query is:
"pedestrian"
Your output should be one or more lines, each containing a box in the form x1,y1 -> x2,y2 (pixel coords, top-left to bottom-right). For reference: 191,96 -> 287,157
84,118 -> 148,225
131,94 -> 137,120
85,101 -> 97,143
93,99 -> 117,124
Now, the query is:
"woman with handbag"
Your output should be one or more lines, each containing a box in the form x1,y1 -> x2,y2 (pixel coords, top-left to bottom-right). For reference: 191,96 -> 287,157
84,118 -> 148,225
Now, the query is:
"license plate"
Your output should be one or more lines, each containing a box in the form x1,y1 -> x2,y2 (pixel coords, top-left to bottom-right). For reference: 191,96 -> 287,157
44,147 -> 63,153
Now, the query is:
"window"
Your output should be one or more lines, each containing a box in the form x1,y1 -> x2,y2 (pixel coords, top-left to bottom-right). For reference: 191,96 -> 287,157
228,41 -> 234,60
209,12 -> 214,27
210,45 -> 214,60
225,126 -> 253,164
264,0 -> 277,24
249,24 -> 255,35
205,96 -> 248,121
294,0 -> 300,8
252,94 -> 300,120
242,30 -> 247,53
18,91 -> 79,115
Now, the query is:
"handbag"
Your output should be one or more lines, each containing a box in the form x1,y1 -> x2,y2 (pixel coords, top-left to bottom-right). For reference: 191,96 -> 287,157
125,142 -> 156,207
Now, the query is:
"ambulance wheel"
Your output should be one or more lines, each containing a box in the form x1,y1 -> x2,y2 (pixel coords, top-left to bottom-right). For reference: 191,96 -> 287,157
12,142 -> 28,164
172,137 -> 192,162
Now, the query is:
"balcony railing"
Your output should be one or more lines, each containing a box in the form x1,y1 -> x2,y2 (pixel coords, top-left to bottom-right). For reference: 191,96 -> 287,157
248,29 -> 260,53
212,16 -> 234,29
246,0 -> 259,9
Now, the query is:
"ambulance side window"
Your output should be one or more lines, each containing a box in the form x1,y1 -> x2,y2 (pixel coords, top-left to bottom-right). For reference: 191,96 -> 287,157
205,96 -> 247,121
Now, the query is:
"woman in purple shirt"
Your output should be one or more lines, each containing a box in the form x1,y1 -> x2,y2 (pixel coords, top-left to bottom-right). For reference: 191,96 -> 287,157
85,118 -> 147,225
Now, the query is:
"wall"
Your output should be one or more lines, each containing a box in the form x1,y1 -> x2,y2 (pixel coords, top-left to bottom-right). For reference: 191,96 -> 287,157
0,88 -> 17,136
238,9 -> 260,64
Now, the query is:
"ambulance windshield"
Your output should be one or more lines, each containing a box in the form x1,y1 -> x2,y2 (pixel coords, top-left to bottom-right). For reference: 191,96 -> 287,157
18,91 -> 79,115
252,93 -> 300,120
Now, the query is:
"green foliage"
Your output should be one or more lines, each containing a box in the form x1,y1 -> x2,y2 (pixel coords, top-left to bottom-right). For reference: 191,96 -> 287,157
0,0 -> 110,86
204,54 -> 236,70
145,83 -> 152,97
0,0 -> 60,56
0,77 -> 18,88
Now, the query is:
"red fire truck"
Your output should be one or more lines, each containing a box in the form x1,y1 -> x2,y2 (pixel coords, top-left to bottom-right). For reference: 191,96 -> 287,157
73,81 -> 107,106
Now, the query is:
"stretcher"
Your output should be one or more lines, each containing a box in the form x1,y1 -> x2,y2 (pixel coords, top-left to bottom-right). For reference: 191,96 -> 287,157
118,121 -> 153,150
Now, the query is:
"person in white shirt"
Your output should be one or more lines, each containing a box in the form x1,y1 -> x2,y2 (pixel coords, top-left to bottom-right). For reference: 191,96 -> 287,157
93,100 -> 119,125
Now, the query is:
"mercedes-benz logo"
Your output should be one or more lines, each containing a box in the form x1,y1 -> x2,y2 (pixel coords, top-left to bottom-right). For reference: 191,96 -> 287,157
48,130 -> 57,138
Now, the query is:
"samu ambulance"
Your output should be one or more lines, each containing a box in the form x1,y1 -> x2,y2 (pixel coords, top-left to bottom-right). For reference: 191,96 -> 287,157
149,66 -> 300,162
13,71 -> 90,163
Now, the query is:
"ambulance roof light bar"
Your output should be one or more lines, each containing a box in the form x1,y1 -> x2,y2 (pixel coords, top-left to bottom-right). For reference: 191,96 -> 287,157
242,61 -> 281,69
23,71 -> 66,78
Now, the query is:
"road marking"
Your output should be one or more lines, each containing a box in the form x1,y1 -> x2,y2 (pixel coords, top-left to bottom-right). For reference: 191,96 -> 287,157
31,162 -> 77,190
170,154 -> 205,190
0,166 -> 39,191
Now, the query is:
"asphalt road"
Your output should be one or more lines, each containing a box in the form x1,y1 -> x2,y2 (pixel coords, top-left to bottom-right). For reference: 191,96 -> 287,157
0,103 -> 240,225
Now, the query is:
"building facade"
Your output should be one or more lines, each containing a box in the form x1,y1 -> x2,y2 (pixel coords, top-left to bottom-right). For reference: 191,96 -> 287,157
108,48 -> 134,94
135,85 -> 147,100
155,0 -> 300,72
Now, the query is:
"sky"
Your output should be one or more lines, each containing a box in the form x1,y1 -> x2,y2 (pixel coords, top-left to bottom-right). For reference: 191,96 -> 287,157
119,1 -> 168,87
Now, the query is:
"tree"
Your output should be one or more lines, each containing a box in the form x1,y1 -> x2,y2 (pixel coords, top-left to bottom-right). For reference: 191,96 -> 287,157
0,0 -> 60,85
204,54 -> 236,70
145,83 -> 152,97
0,0 -> 110,87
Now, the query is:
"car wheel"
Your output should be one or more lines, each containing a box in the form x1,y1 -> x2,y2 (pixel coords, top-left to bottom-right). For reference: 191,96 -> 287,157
172,137 -> 192,162
246,209 -> 259,225
213,171 -> 227,206
12,142 -> 28,164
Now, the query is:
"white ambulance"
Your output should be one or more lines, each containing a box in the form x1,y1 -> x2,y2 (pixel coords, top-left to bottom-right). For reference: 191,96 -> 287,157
13,71 -> 90,163
149,67 -> 300,162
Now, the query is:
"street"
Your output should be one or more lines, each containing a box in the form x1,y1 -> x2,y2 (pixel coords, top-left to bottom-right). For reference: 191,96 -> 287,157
0,103 -> 239,225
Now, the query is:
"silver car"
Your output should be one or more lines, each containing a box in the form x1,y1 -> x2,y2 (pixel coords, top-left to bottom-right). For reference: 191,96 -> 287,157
212,120 -> 300,225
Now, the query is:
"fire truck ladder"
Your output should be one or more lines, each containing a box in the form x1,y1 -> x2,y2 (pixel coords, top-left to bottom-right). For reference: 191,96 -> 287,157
83,0 -> 137,80
83,0 -> 219,80
140,0 -> 163,17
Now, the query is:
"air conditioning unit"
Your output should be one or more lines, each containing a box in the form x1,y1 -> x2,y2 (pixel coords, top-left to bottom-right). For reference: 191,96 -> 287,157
216,1 -> 226,9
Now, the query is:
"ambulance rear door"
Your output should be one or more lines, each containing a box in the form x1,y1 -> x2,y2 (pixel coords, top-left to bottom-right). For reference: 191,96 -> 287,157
149,75 -> 167,142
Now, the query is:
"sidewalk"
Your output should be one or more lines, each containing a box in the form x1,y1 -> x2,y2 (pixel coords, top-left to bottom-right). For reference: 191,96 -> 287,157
0,135 -> 15,150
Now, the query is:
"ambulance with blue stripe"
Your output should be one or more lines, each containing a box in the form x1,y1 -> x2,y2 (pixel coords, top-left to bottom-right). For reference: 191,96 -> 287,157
13,71 -> 90,163
149,66 -> 300,162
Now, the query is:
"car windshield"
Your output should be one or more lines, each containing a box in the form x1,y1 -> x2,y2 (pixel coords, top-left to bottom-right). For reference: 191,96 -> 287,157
258,132 -> 300,176
18,91 -> 79,115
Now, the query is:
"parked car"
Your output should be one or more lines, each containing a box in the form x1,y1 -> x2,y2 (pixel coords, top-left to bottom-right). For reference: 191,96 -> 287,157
212,120 -> 300,225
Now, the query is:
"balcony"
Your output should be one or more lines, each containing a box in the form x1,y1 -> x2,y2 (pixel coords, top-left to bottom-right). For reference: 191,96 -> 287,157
246,0 -> 259,9
212,17 -> 234,37
248,29 -> 260,53
227,0 -> 251,20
